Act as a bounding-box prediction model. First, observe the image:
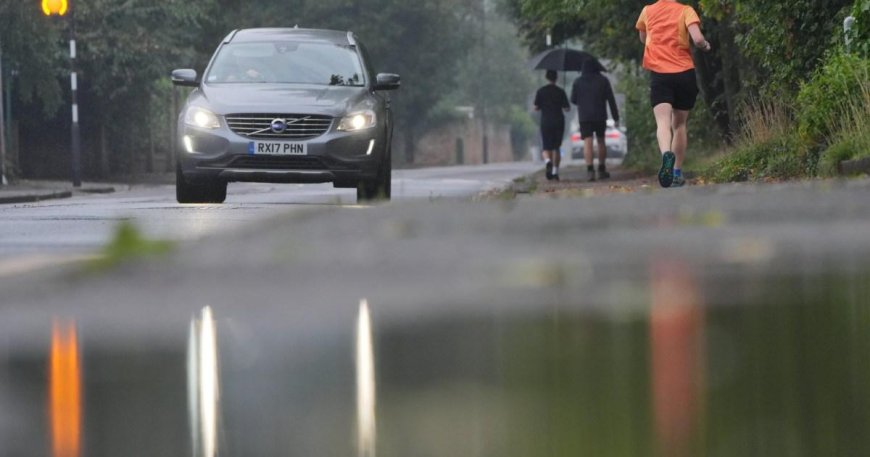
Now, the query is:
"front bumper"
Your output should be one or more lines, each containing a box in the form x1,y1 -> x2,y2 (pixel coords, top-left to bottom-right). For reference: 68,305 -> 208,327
178,122 -> 386,187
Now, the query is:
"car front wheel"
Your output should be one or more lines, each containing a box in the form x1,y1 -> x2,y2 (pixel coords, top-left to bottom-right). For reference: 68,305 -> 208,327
356,148 -> 391,202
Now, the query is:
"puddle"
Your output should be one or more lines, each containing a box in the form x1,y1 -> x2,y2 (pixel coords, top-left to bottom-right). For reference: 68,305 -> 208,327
1,267 -> 868,456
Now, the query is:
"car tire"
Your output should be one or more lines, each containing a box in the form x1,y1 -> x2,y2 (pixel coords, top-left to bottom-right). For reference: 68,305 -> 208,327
356,147 -> 391,203
176,165 -> 227,204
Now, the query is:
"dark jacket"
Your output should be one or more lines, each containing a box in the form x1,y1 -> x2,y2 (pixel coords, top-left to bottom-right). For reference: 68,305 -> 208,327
570,61 -> 619,124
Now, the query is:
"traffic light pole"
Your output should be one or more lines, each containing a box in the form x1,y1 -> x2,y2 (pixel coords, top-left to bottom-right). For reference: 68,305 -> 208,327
69,9 -> 81,187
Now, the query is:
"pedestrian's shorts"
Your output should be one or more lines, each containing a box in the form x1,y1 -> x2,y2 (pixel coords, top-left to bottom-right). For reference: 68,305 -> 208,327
580,121 -> 607,140
650,69 -> 699,111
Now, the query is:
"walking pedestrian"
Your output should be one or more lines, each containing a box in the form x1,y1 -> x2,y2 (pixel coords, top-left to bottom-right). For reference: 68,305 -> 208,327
534,70 -> 570,181
571,59 -> 620,182
636,0 -> 712,188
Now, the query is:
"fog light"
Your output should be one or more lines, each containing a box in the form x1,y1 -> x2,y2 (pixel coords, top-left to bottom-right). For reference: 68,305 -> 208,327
366,139 -> 375,156
183,135 -> 194,154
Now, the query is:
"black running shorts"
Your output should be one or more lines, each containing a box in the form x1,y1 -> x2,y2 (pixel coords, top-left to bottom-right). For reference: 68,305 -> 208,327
650,69 -> 699,111
580,121 -> 606,139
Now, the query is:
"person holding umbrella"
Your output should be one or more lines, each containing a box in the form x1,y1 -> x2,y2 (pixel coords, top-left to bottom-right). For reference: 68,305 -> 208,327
534,70 -> 570,180
571,59 -> 620,182
636,0 -> 712,188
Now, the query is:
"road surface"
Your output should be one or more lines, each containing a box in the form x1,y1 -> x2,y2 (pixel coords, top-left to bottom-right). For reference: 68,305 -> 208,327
1,170 -> 869,457
0,163 -> 538,264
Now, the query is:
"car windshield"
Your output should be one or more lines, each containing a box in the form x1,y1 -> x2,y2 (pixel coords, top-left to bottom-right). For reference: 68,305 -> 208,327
206,41 -> 365,86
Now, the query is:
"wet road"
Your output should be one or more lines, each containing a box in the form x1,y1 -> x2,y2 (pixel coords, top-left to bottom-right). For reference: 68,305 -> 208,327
2,175 -> 870,457
0,163 -> 537,265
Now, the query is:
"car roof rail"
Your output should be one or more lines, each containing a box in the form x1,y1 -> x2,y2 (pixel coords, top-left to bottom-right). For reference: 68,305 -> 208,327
223,29 -> 239,44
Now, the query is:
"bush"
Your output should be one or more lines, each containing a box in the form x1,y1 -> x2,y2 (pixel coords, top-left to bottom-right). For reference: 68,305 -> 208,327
818,81 -> 870,176
796,51 -> 870,144
848,0 -> 870,57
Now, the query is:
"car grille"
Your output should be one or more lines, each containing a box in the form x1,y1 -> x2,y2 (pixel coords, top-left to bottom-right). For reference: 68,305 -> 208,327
226,114 -> 333,140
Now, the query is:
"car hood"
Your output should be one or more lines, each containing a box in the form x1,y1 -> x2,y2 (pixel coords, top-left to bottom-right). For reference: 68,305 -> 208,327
194,84 -> 370,117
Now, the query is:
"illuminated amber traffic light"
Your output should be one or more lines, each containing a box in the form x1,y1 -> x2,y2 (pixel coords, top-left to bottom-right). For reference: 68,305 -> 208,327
42,0 -> 68,16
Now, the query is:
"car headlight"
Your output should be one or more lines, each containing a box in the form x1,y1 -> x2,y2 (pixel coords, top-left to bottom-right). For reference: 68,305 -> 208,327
184,107 -> 221,130
337,110 -> 377,132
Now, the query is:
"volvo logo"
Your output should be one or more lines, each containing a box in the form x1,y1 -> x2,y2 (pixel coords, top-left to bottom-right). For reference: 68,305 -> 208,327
270,118 -> 287,133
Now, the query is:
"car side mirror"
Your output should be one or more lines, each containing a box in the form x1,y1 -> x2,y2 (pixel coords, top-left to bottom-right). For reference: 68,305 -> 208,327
374,73 -> 401,91
171,69 -> 199,87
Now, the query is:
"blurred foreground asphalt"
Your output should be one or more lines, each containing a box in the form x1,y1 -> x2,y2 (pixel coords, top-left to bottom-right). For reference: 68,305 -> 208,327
2,176 -> 870,347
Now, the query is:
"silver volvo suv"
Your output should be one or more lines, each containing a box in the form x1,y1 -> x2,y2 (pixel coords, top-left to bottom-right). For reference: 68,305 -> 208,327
171,28 -> 400,203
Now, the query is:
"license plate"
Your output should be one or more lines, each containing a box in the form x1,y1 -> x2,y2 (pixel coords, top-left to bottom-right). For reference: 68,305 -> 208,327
248,141 -> 308,156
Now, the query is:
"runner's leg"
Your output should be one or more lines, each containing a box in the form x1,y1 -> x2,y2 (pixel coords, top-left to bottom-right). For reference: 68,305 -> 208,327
672,110 -> 690,169
653,103 -> 674,154
597,137 -> 607,165
584,137 -> 594,166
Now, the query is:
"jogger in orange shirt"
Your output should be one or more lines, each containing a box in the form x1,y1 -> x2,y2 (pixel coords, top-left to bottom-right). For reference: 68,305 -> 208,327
636,0 -> 712,188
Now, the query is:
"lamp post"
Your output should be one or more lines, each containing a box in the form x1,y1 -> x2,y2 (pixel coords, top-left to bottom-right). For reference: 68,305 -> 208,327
0,38 -> 7,186
480,0 -> 489,164
43,0 -> 81,187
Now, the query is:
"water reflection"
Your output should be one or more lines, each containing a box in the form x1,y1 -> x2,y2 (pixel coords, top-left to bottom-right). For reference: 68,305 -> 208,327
650,259 -> 705,457
1,267 -> 867,456
188,306 -> 221,457
49,320 -> 81,457
357,299 -> 377,457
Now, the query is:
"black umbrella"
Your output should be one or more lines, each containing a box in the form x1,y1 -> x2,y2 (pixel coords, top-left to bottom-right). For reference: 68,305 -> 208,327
528,48 -> 606,72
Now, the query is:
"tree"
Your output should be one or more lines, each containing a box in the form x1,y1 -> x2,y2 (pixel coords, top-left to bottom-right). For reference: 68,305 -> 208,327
699,0 -> 854,94
0,1 -> 65,115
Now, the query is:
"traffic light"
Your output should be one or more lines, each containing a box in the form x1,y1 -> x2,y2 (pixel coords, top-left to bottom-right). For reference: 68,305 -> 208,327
41,0 -> 68,16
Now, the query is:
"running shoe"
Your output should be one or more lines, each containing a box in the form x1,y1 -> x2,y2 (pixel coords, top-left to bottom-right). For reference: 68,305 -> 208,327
658,152 -> 676,188
587,169 -> 597,182
545,162 -> 553,180
672,175 -> 686,187
598,169 -> 611,180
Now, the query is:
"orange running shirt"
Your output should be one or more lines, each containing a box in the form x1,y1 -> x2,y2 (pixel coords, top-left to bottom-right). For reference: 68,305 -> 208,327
636,1 -> 702,73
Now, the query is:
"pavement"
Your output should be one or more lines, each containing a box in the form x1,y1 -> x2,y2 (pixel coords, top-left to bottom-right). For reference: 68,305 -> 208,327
0,179 -> 118,204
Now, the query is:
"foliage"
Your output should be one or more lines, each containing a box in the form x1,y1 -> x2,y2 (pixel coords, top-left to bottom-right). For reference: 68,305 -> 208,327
4,0 -> 530,175
702,134 -> 812,182
74,1 -> 213,172
700,99 -> 819,182
0,1 -> 65,115
438,9 -> 536,158
817,80 -> 870,176
505,0 -> 860,168
699,0 -> 854,94
88,221 -> 174,271
618,67 -> 658,170
796,51 -> 870,145
848,0 -> 870,56
500,0 -> 645,61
